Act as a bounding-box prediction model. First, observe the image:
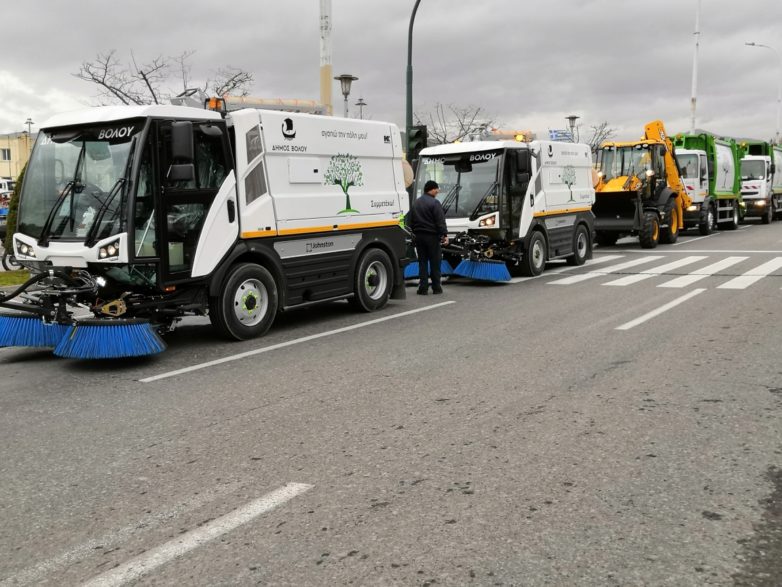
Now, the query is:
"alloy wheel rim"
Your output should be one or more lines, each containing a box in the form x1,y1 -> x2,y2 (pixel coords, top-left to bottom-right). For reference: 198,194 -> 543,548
233,278 -> 269,327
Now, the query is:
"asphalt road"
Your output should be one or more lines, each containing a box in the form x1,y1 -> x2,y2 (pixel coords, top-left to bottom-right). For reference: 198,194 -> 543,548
1,221 -> 781,586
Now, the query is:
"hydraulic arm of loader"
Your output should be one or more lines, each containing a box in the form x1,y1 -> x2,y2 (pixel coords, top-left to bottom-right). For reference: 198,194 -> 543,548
643,120 -> 692,212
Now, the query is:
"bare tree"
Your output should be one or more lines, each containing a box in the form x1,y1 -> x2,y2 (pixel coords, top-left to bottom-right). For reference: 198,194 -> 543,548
75,50 -> 254,105
414,103 -> 495,145
583,121 -> 617,152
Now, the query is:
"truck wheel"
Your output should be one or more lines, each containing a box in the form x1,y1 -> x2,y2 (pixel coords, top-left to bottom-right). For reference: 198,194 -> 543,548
520,231 -> 547,276
209,263 -> 278,340
595,231 -> 618,247
724,202 -> 739,230
639,212 -> 660,249
351,248 -> 393,312
698,204 -> 715,236
660,199 -> 679,244
761,202 -> 773,224
566,224 -> 591,266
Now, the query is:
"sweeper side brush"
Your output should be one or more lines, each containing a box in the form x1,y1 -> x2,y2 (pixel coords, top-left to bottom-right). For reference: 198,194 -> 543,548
54,319 -> 166,360
403,260 -> 454,279
0,313 -> 70,348
452,258 -> 512,282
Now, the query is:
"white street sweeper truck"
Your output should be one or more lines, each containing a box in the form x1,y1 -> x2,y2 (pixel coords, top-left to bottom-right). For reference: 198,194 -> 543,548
411,139 -> 595,280
0,92 -> 409,358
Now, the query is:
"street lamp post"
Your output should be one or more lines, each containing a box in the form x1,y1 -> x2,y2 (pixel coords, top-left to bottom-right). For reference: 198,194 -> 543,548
566,115 -> 580,142
355,98 -> 367,119
334,74 -> 358,118
746,42 -> 782,144
406,0 -> 422,147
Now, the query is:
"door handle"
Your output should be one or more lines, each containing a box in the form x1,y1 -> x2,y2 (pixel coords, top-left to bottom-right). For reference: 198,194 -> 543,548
227,199 -> 236,223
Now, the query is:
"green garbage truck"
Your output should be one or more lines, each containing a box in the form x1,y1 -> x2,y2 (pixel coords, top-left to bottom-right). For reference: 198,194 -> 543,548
673,131 -> 742,234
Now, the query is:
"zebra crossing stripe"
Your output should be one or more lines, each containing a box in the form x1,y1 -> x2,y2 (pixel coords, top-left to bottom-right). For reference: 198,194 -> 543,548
603,256 -> 708,287
717,257 -> 782,290
549,256 -> 664,285
658,256 -> 748,288
508,254 -> 626,283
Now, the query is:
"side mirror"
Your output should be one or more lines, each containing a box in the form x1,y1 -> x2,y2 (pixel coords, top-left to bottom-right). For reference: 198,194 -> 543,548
515,171 -> 531,184
171,121 -> 194,162
168,121 -> 195,183
516,150 -> 531,173
771,163 -> 777,175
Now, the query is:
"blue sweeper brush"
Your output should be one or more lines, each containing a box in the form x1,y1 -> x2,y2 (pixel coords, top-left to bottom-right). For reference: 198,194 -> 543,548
452,258 -> 512,282
54,318 -> 166,360
0,313 -> 70,348
404,259 -> 454,279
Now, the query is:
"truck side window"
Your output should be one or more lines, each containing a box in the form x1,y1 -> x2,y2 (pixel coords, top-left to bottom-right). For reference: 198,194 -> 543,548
699,155 -> 708,188
134,145 -> 157,257
160,122 -> 230,274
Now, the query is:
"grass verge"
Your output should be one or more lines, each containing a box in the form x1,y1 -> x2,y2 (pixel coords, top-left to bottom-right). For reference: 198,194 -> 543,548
0,270 -> 29,287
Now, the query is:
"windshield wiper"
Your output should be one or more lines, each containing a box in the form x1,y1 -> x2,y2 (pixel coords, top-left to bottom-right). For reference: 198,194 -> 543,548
440,184 -> 462,214
470,181 -> 499,218
38,181 -> 75,247
84,178 -> 127,247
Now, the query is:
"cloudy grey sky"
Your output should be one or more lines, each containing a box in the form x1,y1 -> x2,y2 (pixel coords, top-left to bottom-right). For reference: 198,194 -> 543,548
1,1 -> 781,142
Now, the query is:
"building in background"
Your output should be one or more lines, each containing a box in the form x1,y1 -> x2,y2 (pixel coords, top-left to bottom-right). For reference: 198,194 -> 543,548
0,132 -> 36,181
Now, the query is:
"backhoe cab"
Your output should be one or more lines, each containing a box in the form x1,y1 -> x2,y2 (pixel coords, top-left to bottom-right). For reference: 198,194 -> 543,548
593,120 -> 691,248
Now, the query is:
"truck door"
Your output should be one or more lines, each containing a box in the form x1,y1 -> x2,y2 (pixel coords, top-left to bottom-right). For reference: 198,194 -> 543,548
505,149 -> 531,237
157,120 -> 236,283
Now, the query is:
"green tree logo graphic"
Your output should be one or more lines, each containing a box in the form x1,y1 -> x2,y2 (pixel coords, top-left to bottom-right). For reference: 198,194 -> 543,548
324,153 -> 363,214
562,165 -> 577,202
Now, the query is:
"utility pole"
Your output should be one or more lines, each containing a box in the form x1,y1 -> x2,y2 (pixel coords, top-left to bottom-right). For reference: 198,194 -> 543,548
406,0 -> 422,149
690,0 -> 701,132
320,0 -> 333,115
745,42 -> 782,144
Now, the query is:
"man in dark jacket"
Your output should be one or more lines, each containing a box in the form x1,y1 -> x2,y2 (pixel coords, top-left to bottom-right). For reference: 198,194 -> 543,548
408,180 -> 449,295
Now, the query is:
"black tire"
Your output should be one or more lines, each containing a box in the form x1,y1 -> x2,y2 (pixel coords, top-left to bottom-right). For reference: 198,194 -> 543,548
698,203 -> 715,236
724,201 -> 739,230
595,231 -> 618,247
2,251 -> 21,271
659,199 -> 680,244
566,224 -> 591,266
761,201 -> 773,224
209,263 -> 278,341
520,231 -> 547,276
639,211 -> 660,249
350,248 -> 393,312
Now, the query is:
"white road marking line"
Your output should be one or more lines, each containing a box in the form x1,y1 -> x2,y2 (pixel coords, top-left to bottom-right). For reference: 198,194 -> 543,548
616,289 -> 707,331
674,233 -> 717,245
82,483 -> 312,587
658,256 -> 749,288
603,256 -> 707,286
0,482 -> 242,587
739,224 -> 753,230
717,257 -> 782,290
141,301 -> 456,383
508,255 -> 625,283
548,256 -> 664,285
610,248 -> 782,254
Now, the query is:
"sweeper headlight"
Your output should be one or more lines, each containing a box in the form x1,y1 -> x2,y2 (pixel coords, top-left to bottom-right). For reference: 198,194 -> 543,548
478,214 -> 497,227
15,239 -> 36,258
98,239 -> 121,260
686,204 -> 699,212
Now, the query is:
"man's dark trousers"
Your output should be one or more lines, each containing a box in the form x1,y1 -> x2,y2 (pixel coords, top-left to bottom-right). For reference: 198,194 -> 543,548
415,233 -> 442,292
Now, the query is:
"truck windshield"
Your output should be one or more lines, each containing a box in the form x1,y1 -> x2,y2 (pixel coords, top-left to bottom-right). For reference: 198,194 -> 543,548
416,150 -> 501,218
678,154 -> 699,179
18,122 -> 143,241
740,159 -> 766,180
598,145 -> 652,180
